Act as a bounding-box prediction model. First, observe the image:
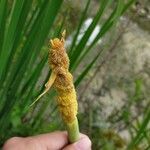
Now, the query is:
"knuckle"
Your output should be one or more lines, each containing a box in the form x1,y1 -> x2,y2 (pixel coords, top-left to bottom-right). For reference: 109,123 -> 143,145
88,138 -> 92,149
3,137 -> 22,149
87,137 -> 92,145
5,137 -> 21,144
83,136 -> 92,149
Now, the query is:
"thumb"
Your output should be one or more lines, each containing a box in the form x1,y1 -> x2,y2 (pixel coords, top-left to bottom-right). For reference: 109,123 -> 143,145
63,135 -> 91,150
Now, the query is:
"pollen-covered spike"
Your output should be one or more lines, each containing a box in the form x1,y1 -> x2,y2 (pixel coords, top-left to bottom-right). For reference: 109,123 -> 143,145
29,72 -> 56,107
31,32 -> 79,143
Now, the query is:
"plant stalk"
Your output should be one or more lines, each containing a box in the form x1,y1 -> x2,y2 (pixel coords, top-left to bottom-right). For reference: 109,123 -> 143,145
66,117 -> 80,143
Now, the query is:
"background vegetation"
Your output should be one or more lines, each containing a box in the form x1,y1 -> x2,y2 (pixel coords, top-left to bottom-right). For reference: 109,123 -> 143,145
0,0 -> 150,149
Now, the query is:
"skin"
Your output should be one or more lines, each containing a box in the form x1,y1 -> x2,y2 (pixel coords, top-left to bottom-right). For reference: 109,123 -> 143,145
3,131 -> 91,150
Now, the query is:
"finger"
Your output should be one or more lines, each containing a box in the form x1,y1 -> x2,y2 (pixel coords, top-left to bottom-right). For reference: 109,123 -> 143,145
63,134 -> 91,150
3,131 -> 68,150
30,131 -> 68,150
3,137 -> 26,150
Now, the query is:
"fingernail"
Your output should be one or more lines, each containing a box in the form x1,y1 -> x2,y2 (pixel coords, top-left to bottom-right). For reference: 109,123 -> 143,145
74,137 -> 91,150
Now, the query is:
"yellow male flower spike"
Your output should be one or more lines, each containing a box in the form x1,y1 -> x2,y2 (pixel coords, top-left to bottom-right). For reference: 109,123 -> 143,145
30,30 -> 79,143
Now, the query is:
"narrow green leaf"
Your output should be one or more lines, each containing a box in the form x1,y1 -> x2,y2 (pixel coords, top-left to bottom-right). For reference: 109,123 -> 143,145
70,0 -> 110,70
1,0 -> 33,86
52,16 -> 66,38
0,0 -> 6,24
127,109 -> 150,149
3,0 -> 62,109
122,0 -> 135,14
69,0 -> 91,56
0,0 -> 7,55
26,0 -> 63,71
2,0 -> 62,97
72,0 -> 133,70
0,0 -> 25,79
20,55 -> 48,113
75,51 -> 102,87
112,0 -> 124,22
0,0 -> 63,133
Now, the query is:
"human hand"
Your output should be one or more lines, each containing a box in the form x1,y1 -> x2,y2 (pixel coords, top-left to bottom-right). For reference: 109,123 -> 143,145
3,131 -> 91,150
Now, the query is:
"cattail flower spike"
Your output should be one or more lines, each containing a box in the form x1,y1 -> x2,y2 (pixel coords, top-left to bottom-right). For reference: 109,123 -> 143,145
30,30 -> 80,143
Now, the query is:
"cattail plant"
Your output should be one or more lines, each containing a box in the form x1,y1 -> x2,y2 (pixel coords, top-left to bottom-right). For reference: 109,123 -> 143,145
30,31 -> 79,143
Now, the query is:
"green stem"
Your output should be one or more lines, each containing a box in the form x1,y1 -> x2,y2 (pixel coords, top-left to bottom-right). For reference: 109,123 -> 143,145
66,117 -> 80,143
